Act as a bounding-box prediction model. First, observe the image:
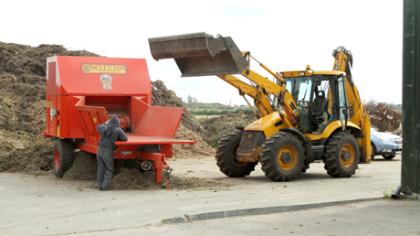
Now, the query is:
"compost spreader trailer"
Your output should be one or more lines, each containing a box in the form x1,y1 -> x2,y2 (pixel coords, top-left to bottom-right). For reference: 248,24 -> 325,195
43,56 -> 194,184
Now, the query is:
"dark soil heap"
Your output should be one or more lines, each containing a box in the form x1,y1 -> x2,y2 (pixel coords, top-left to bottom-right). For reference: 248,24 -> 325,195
0,42 -> 213,173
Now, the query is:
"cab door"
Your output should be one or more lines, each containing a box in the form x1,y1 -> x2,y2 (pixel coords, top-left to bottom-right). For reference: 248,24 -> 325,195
337,76 -> 349,130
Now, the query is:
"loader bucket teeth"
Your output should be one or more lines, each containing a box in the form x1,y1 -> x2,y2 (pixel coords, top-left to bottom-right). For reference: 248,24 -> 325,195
148,32 -> 249,77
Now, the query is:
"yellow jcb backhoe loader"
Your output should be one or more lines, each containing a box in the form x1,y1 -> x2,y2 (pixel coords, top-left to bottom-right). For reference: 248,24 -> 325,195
149,33 -> 371,181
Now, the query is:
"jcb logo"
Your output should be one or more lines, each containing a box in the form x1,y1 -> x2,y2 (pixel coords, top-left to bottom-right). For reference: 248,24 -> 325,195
82,64 -> 127,74
100,74 -> 112,90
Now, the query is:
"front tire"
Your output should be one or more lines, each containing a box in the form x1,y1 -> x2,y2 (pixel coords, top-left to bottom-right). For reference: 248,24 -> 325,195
53,139 -> 75,177
324,132 -> 359,178
215,129 -> 257,177
261,132 -> 305,181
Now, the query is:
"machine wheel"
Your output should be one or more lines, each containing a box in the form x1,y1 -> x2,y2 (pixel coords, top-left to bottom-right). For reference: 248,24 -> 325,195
383,153 -> 396,160
371,143 -> 377,160
261,132 -> 305,181
53,139 -> 75,177
215,129 -> 257,177
324,132 -> 359,178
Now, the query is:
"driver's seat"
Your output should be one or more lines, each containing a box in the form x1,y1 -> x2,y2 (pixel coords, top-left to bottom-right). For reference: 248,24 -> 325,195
312,91 -> 327,115
311,91 -> 327,131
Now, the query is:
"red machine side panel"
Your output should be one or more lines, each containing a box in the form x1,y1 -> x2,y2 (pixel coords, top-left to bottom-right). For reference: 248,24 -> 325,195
130,96 -> 149,132
134,105 -> 184,138
56,56 -> 152,98
59,96 -> 85,138
75,97 -> 108,152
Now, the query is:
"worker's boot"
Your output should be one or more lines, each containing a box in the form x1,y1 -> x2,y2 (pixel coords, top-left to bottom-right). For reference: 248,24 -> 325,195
100,185 -> 110,191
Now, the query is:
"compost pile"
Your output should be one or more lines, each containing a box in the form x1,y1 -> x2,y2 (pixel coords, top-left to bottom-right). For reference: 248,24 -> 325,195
0,42 -> 213,174
201,112 -> 256,147
0,42 -> 96,172
365,102 -> 402,134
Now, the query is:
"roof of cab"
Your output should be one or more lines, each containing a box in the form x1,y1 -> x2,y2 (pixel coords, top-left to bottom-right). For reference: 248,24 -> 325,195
280,70 -> 345,78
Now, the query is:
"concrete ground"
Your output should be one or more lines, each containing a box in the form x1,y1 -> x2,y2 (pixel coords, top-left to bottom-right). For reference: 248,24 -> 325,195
92,199 -> 420,236
0,154 -> 415,235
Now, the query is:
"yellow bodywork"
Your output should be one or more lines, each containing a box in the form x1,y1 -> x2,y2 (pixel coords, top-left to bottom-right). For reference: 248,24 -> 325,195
246,112 -> 285,137
244,114 -> 362,152
304,120 -> 360,140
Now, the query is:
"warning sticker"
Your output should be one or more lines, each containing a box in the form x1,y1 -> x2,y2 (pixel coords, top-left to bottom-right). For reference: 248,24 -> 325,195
82,64 -> 127,74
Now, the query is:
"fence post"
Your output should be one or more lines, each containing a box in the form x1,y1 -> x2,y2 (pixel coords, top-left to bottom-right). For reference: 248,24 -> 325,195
401,0 -> 420,194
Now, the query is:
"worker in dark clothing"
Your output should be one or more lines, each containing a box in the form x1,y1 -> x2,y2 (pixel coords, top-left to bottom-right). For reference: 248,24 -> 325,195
96,116 -> 128,190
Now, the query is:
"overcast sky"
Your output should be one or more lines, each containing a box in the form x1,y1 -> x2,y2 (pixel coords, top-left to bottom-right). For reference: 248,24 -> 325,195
1,0 -> 403,105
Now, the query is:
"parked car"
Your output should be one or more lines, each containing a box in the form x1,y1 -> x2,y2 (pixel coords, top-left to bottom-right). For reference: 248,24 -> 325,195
370,127 -> 402,160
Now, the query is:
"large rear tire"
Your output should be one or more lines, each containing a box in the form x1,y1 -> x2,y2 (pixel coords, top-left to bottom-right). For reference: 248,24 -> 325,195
53,139 -> 75,177
324,132 -> 359,178
261,132 -> 305,181
215,129 -> 257,177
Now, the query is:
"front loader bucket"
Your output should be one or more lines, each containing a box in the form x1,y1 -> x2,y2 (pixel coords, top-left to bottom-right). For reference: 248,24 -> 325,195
148,32 -> 248,77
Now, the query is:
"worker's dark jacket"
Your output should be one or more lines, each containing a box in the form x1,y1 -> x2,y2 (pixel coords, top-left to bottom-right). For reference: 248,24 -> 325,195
96,116 -> 128,150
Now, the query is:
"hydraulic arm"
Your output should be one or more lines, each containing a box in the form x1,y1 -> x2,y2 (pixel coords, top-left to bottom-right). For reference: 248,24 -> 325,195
333,46 -> 372,162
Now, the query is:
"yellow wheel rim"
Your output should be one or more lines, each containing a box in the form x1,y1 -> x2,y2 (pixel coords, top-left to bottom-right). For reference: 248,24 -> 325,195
340,143 -> 356,168
276,145 -> 298,171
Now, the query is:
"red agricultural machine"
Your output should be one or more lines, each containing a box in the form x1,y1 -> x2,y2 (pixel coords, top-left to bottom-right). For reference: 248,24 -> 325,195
43,56 -> 194,184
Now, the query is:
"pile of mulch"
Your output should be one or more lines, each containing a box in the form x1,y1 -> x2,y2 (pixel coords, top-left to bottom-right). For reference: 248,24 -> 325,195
0,43 -> 96,172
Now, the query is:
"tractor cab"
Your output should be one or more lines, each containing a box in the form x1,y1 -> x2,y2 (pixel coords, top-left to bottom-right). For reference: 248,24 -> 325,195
282,70 -> 349,134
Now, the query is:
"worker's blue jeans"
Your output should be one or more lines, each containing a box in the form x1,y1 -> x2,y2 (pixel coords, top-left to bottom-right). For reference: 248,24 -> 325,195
96,147 -> 114,190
